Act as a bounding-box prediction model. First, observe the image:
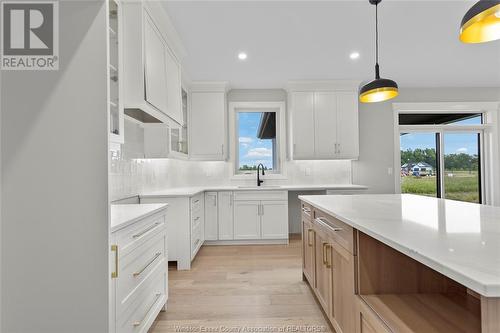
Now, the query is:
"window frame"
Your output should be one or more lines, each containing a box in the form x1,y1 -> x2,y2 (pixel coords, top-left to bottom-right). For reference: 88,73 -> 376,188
393,102 -> 499,205
229,102 -> 287,179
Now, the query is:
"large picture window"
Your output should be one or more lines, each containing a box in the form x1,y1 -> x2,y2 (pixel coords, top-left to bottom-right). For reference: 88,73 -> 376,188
399,113 -> 483,203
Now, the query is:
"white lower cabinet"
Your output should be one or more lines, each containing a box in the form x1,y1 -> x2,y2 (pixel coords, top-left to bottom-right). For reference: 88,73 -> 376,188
217,191 -> 234,240
140,192 -> 204,270
204,192 -> 218,240
261,200 -> 289,239
110,210 -> 168,333
233,201 -> 261,240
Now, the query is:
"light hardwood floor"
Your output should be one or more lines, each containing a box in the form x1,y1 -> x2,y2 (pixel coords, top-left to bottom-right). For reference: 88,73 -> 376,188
150,235 -> 332,333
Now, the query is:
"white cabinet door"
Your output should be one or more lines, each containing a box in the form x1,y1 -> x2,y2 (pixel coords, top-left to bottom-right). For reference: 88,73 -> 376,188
165,47 -> 182,125
291,92 -> 315,159
314,92 -> 338,159
233,201 -> 261,240
144,13 -> 168,114
217,192 -> 234,240
261,201 -> 289,239
336,91 -> 359,159
189,92 -> 226,160
204,192 -> 218,241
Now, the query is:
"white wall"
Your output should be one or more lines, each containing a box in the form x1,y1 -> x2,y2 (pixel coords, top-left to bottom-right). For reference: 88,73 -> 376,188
1,2 -> 109,332
352,87 -> 500,195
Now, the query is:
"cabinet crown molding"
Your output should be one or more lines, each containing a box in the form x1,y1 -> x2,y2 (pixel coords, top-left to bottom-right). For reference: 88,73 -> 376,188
286,80 -> 361,92
190,81 -> 230,93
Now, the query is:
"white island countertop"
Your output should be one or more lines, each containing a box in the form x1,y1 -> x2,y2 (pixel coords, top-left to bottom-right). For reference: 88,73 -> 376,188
298,194 -> 500,297
111,203 -> 168,232
140,184 -> 367,198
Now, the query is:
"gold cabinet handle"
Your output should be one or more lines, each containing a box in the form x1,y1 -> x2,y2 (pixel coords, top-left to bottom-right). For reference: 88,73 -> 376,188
111,245 -> 118,279
132,222 -> 161,239
325,244 -> 332,268
307,229 -> 314,247
322,242 -> 328,265
132,293 -> 162,327
133,252 -> 162,277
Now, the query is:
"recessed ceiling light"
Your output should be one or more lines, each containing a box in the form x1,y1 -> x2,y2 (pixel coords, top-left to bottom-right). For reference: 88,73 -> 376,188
349,52 -> 360,60
238,52 -> 248,60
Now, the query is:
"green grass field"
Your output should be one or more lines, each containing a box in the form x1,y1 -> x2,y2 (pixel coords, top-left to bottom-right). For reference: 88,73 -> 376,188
401,171 -> 479,203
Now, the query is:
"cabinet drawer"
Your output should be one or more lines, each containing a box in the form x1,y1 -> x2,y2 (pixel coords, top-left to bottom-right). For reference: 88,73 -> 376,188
301,202 -> 313,221
191,222 -> 203,259
313,209 -> 354,254
116,232 -> 166,313
190,194 -> 203,212
356,297 -> 392,333
116,266 -> 167,333
233,190 -> 287,201
115,214 -> 166,255
191,211 -> 203,229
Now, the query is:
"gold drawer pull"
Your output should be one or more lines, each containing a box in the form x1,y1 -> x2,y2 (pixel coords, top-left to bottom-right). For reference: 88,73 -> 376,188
315,217 -> 343,232
132,293 -> 162,327
133,252 -> 162,277
132,222 -> 161,239
307,229 -> 314,247
111,245 -> 118,279
325,244 -> 332,268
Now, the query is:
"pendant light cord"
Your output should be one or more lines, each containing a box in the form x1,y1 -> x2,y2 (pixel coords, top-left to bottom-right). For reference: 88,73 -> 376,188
375,2 -> 380,79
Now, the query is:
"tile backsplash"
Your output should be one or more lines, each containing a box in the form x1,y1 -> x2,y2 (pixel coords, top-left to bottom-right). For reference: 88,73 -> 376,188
110,118 -> 352,201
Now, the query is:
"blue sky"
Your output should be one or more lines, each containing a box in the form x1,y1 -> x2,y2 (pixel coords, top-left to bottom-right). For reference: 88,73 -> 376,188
238,112 -> 274,169
400,132 -> 479,155
400,116 -> 480,156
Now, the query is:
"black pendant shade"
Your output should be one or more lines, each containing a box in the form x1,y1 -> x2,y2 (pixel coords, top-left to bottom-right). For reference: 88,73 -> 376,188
359,0 -> 398,103
460,0 -> 500,43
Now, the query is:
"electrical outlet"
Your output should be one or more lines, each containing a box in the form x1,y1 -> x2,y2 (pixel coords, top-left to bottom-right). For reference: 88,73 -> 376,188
388,167 -> 393,175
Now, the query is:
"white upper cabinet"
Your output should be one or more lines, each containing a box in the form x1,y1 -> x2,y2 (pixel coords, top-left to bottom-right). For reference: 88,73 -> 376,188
291,92 -> 315,159
189,82 -> 228,161
122,2 -> 183,125
144,13 -> 168,115
336,91 -> 359,159
288,81 -> 359,160
314,92 -> 338,158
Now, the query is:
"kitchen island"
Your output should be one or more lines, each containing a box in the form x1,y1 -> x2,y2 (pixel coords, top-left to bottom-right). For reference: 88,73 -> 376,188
298,194 -> 500,333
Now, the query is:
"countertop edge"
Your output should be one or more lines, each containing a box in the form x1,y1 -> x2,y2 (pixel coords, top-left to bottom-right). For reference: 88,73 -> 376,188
298,195 -> 500,298
111,204 -> 168,233
139,184 -> 368,198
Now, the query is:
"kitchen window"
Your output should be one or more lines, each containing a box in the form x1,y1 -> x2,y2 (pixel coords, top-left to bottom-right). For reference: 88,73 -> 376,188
229,102 -> 286,177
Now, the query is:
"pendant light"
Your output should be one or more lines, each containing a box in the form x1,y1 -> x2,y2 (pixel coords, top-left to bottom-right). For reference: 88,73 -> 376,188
460,0 -> 500,43
359,0 -> 398,103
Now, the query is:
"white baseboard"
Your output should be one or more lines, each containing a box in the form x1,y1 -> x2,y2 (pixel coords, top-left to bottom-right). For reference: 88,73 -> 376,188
203,239 -> 289,246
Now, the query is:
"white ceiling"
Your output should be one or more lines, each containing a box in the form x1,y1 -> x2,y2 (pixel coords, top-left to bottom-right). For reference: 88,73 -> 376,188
162,1 -> 500,89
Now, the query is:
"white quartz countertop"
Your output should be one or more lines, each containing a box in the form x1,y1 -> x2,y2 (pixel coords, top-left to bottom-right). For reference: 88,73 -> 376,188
298,194 -> 500,297
140,184 -> 367,198
111,203 -> 168,232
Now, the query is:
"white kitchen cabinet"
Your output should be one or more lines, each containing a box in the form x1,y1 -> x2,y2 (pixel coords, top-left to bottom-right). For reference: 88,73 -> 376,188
110,208 -> 167,333
291,92 -> 315,159
261,201 -> 289,239
314,92 -> 338,158
109,0 -> 124,144
232,191 -> 289,241
233,201 -> 261,240
144,12 -> 168,115
217,191 -> 234,240
189,82 -> 228,161
122,3 -> 182,125
288,81 -> 359,160
140,192 -> 204,270
204,192 -> 218,241
336,91 -> 359,159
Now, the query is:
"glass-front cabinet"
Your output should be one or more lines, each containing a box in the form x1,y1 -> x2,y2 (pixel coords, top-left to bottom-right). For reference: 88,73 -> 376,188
109,0 -> 124,144
170,88 -> 189,155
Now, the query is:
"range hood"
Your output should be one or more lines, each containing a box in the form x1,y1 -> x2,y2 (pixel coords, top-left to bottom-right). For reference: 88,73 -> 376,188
124,108 -> 163,123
